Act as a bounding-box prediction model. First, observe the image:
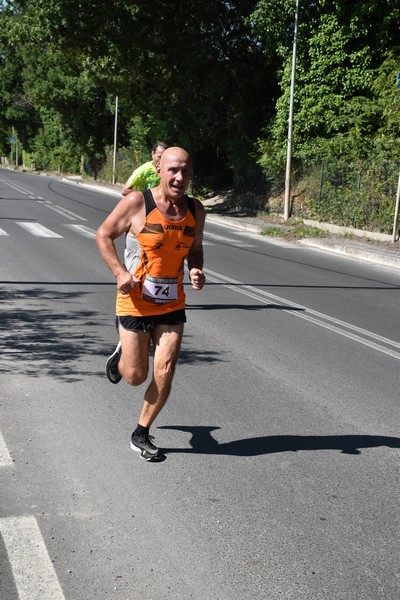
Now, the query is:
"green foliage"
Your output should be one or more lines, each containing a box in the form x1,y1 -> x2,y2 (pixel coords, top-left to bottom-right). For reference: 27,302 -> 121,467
302,157 -> 399,233
0,0 -> 398,233
261,223 -> 325,239
260,226 -> 287,238
21,149 -> 34,169
29,109 -> 81,172
252,2 -> 399,232
0,0 -> 276,184
291,224 -> 324,238
256,139 -> 286,188
254,3 -> 400,165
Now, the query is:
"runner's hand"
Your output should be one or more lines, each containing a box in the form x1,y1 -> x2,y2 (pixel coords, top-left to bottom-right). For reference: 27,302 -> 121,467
117,272 -> 140,295
190,268 -> 206,290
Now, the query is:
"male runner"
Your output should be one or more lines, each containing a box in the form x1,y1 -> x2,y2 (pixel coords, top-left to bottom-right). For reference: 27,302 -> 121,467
96,147 -> 206,461
121,141 -> 168,196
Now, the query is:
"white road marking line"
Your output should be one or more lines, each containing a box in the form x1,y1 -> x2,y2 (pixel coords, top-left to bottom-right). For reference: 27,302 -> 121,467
0,227 -> 10,236
0,515 -> 66,600
205,268 -> 400,361
204,232 -> 254,247
206,220 -> 294,247
16,222 -> 62,238
64,224 -> 97,238
43,204 -> 76,221
205,232 -> 238,242
233,230 -> 295,248
0,179 -> 30,194
44,201 -> 87,221
0,431 -> 12,466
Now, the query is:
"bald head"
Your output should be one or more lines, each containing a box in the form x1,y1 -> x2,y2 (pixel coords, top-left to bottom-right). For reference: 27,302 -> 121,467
159,147 -> 192,170
157,147 -> 193,201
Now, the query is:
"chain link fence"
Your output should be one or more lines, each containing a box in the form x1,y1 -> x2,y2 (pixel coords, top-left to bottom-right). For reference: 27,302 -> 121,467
299,159 -> 399,233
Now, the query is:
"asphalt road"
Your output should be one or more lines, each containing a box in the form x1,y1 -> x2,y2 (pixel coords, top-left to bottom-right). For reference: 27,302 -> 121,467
1,169 -> 399,600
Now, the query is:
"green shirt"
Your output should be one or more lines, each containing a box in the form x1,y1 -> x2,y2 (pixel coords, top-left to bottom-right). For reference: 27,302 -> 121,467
126,160 -> 160,191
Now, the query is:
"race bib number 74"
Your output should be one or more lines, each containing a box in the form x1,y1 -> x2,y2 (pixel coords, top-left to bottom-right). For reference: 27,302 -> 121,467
142,275 -> 178,304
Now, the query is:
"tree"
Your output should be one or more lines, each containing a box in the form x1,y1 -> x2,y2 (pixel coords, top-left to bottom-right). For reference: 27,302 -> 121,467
252,0 -> 400,166
0,0 -> 277,187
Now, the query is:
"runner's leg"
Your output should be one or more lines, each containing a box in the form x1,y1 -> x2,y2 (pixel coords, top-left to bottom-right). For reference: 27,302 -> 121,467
118,325 -> 151,386
138,322 -> 184,428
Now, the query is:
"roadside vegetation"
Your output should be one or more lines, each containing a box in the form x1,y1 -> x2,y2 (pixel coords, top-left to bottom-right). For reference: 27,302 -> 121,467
1,1 -> 399,234
261,223 -> 325,240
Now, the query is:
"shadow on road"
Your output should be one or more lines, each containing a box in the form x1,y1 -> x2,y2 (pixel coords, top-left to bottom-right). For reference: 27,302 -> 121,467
0,286 -> 111,381
0,286 -> 229,380
158,425 -> 400,456
186,303 -> 304,311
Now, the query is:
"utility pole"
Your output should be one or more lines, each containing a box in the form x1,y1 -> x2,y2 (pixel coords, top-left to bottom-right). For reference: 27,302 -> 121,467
15,130 -> 18,168
112,95 -> 118,185
392,173 -> 400,243
284,0 -> 300,221
10,126 -> 15,166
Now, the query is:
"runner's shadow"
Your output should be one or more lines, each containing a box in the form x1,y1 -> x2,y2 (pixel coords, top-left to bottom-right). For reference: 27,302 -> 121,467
157,426 -> 400,456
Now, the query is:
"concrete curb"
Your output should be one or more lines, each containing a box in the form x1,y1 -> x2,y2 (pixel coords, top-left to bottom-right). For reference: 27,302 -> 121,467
303,219 -> 393,242
298,238 -> 400,269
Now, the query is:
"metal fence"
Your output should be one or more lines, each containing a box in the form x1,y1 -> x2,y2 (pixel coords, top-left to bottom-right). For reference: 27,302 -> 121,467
291,159 -> 400,234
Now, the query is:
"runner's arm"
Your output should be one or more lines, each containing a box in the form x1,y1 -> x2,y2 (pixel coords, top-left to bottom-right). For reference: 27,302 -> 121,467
96,193 -> 143,290
187,199 -> 206,289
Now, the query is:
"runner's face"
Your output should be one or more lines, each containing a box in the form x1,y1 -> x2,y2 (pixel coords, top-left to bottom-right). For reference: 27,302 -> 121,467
152,146 -> 166,166
158,152 -> 192,200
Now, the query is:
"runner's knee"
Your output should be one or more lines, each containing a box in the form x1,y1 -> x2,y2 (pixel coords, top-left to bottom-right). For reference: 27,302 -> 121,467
120,363 -> 148,386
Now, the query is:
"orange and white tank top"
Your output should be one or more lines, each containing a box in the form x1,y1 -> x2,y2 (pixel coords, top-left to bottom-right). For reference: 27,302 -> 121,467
116,189 -> 196,316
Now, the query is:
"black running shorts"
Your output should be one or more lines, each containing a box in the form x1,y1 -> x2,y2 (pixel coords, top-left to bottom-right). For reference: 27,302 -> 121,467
116,309 -> 186,333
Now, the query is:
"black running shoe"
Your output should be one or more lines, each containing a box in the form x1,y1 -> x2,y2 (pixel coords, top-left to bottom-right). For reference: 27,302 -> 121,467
130,432 -> 159,461
106,341 -> 122,384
